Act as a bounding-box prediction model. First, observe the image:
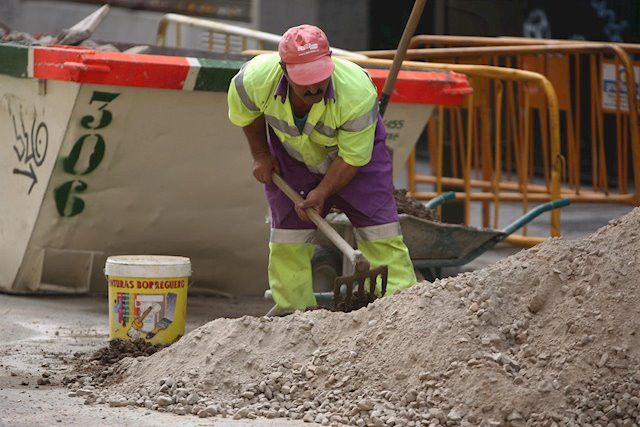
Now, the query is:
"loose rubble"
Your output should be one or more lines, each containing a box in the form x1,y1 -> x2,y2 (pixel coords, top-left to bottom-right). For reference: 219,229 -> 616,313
69,208 -> 640,426
1,30 -> 148,53
394,189 -> 439,221
90,339 -> 167,364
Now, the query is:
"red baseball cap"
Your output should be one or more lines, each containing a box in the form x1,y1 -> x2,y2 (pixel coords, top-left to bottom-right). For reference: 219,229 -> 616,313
278,24 -> 335,86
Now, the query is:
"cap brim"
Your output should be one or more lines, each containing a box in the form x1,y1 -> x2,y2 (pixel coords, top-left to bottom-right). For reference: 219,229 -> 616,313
286,56 -> 335,86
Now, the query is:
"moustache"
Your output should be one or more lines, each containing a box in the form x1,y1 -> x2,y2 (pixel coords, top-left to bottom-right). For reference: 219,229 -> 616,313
304,89 -> 323,97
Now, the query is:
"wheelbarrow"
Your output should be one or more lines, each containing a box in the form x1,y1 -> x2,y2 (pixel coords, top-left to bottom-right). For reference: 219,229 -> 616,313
264,194 -> 570,304
399,196 -> 571,281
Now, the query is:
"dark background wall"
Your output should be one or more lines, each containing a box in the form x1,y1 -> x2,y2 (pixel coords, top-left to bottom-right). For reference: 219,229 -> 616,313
369,0 -> 639,48
258,0 -> 369,51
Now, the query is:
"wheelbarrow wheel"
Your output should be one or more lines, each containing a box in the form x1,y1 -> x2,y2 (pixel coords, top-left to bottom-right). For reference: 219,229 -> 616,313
418,267 -> 442,282
311,246 -> 342,294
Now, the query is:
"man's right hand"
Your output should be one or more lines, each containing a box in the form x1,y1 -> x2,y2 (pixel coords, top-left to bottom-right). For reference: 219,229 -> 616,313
252,153 -> 280,184
242,116 -> 281,185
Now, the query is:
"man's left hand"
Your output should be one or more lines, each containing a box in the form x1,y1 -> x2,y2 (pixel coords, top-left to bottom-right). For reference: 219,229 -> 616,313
295,188 -> 327,223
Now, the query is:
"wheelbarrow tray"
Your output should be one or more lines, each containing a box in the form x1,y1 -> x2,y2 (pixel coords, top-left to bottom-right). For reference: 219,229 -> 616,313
324,198 -> 570,270
398,214 -> 503,261
324,212 -> 502,266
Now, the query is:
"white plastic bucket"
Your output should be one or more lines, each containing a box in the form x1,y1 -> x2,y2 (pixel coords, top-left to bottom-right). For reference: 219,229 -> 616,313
105,255 -> 191,344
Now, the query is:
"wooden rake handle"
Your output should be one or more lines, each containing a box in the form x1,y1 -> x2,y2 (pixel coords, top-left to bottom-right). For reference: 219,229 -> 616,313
271,172 -> 368,270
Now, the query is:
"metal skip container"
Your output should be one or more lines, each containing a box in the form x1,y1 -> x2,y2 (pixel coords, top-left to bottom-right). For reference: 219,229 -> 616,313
0,41 -> 470,295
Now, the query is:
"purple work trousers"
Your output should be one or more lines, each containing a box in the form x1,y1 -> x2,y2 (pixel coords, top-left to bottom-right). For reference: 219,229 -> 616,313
265,115 -> 399,229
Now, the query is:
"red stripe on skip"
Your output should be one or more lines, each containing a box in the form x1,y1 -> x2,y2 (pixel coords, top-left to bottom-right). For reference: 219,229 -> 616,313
367,68 -> 472,105
33,45 -> 191,89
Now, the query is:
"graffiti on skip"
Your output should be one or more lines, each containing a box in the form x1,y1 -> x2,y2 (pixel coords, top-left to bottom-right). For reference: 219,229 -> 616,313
54,90 -> 119,217
10,104 -> 49,194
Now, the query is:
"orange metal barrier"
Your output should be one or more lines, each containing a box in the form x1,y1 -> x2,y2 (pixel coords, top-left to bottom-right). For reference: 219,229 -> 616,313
360,38 -> 640,240
352,57 -> 565,239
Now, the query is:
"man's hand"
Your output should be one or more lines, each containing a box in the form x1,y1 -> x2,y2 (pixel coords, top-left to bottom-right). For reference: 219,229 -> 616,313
252,153 -> 280,185
294,156 -> 359,223
295,188 -> 328,222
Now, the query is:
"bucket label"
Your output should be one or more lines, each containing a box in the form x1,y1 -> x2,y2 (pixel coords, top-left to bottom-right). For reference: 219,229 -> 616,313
108,275 -> 188,344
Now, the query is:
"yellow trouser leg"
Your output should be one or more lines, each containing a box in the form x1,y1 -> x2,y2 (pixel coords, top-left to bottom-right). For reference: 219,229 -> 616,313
357,235 -> 417,296
268,242 -> 317,310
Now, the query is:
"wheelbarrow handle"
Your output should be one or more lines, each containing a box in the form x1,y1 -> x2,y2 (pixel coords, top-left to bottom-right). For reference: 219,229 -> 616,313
271,172 -> 369,270
425,191 -> 456,209
501,198 -> 571,236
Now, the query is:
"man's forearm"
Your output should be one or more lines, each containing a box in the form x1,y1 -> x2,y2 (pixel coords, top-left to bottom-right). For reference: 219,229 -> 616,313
315,156 -> 359,198
242,115 -> 269,159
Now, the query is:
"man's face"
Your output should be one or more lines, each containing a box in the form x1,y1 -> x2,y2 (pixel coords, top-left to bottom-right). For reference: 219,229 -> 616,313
282,65 -> 331,106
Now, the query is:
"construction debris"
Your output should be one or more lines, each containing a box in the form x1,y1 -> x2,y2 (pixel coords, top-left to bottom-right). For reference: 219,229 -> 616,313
394,189 -> 439,221
54,4 -> 110,45
0,4 -> 148,53
90,339 -> 167,365
66,207 -> 640,426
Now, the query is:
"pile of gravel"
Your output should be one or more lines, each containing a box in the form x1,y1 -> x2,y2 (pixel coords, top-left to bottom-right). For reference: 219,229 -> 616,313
67,208 -> 640,426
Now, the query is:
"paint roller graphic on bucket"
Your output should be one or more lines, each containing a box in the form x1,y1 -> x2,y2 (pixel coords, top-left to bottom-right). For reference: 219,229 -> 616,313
146,293 -> 177,339
126,305 -> 153,339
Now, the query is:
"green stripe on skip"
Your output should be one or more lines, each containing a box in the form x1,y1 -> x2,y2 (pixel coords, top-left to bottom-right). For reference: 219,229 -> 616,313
194,58 -> 244,92
0,43 -> 29,78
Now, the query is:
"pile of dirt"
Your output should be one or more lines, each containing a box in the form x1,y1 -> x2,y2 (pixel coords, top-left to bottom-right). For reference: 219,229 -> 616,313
90,339 -> 167,365
394,189 -> 439,221
70,208 -> 640,426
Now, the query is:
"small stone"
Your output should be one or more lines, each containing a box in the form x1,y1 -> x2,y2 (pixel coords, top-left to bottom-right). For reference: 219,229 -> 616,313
528,292 -> 547,313
357,399 -> 374,411
269,372 -> 283,381
204,405 -> 219,416
264,409 -> 278,418
447,410 -> 463,421
187,393 -> 200,405
537,380 -> 553,393
596,353 -> 609,368
156,395 -> 172,406
108,398 -> 126,407
233,407 -> 249,419
173,406 -> 187,415
507,410 -> 523,421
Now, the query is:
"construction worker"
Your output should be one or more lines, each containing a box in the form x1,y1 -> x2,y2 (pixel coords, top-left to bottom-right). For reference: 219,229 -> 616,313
227,24 -> 416,313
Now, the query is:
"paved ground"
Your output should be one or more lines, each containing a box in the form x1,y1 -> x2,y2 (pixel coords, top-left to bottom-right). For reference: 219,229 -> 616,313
0,292 -> 320,426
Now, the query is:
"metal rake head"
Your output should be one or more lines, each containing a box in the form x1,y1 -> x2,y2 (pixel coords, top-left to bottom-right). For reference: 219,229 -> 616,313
333,265 -> 388,312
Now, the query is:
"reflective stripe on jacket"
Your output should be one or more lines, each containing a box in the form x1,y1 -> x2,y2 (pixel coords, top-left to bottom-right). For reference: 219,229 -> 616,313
228,53 -> 379,171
